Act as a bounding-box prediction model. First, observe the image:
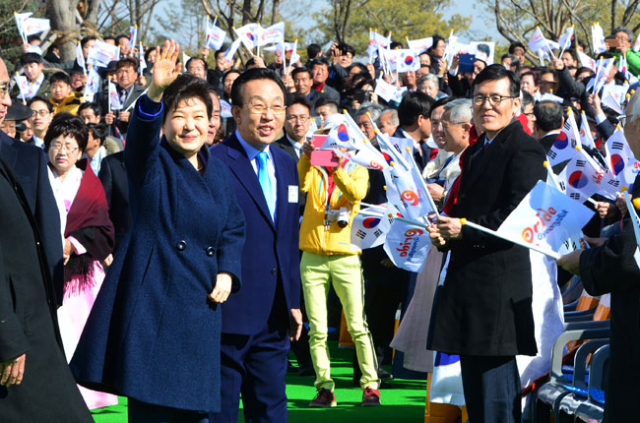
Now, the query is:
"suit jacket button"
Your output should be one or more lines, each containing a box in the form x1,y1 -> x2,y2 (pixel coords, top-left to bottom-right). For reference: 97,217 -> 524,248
177,240 -> 187,251
271,268 -> 277,275
206,246 -> 215,257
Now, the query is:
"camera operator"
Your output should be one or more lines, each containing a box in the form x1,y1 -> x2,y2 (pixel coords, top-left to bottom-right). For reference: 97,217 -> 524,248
298,139 -> 381,407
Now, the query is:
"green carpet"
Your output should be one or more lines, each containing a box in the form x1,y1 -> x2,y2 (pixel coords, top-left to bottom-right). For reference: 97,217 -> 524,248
91,342 -> 427,422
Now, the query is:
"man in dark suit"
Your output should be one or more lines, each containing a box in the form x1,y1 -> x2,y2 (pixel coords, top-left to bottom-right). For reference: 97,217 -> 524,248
393,91 -> 437,171
557,91 -> 640,423
0,55 -> 92,423
102,57 -> 147,137
98,151 -> 131,253
210,68 -> 303,423
0,59 -> 63,307
428,65 -> 547,422
532,100 -> 563,153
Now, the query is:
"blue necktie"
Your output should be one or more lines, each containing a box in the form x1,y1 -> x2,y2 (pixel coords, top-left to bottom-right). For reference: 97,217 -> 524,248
256,151 -> 275,219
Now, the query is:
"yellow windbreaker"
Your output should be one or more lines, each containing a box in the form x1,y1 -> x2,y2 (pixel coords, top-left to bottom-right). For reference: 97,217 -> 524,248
298,154 -> 369,255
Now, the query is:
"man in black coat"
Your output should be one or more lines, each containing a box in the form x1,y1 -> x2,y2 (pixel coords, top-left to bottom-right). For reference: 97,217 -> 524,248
0,64 -> 91,421
557,91 -> 640,423
428,65 -> 547,423
0,56 -> 64,307
393,91 -> 437,171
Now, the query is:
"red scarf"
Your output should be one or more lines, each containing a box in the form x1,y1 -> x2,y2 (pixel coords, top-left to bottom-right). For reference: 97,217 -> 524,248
64,159 -> 114,284
442,125 -> 480,216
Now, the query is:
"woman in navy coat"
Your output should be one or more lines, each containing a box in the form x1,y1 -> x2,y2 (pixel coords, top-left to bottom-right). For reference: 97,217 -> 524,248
70,41 -> 246,422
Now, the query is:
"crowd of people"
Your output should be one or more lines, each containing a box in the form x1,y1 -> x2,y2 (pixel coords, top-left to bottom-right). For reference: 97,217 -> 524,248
0,21 -> 638,423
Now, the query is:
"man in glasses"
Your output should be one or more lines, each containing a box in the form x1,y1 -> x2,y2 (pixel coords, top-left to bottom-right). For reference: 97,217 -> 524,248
210,67 -> 303,423
428,64 -> 546,423
276,94 -> 311,161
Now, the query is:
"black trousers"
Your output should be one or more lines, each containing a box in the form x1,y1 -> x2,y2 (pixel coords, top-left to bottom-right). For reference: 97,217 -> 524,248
459,355 -> 521,423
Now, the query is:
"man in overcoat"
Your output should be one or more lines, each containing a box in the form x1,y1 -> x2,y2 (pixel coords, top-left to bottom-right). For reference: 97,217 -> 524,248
428,65 -> 547,423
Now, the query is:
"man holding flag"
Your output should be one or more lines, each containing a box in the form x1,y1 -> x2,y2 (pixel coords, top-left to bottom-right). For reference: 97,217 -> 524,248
428,65 -> 546,423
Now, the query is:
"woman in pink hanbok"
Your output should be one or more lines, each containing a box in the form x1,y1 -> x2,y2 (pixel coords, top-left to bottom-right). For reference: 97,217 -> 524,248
45,113 -> 118,410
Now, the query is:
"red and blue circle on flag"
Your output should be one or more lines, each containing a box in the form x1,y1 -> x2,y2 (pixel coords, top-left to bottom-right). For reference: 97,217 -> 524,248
337,123 -> 350,142
362,217 -> 381,229
611,154 -> 625,175
554,131 -> 568,149
569,170 -> 589,188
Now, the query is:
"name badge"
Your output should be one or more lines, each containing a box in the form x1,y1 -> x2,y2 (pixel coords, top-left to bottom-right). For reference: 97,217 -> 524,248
288,185 -> 299,203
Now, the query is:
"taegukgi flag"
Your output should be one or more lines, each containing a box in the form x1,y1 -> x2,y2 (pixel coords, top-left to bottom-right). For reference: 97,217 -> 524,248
350,205 -> 393,251
206,22 -> 227,50
547,108 -> 581,166
605,127 -> 640,190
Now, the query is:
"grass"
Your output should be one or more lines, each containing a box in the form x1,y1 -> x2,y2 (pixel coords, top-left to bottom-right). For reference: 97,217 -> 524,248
91,341 -> 427,422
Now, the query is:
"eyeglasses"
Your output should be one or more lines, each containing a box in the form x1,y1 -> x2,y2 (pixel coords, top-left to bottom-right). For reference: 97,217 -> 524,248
31,109 -> 50,117
286,115 -> 309,123
50,141 -> 79,154
441,121 -> 468,130
0,84 -> 9,99
244,103 -> 286,115
472,94 -> 515,106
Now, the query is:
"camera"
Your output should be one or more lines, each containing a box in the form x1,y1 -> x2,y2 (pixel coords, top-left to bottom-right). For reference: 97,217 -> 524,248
325,207 -> 350,228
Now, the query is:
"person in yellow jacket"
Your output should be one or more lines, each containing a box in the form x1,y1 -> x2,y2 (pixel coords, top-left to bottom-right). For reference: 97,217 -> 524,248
298,139 -> 381,408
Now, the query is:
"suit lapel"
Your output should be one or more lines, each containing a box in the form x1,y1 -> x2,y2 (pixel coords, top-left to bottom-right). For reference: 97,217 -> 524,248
225,136 -> 275,230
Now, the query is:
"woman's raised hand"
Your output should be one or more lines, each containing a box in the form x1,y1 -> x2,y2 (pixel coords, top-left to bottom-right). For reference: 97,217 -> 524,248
148,40 -> 181,102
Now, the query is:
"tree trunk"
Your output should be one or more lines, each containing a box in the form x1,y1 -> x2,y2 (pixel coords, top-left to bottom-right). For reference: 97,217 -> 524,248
48,0 -> 80,62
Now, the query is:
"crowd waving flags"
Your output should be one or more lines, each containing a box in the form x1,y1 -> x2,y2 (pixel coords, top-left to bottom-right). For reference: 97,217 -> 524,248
4,7 -> 640,422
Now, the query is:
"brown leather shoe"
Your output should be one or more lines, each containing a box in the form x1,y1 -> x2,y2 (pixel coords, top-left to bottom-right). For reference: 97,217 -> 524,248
309,388 -> 337,408
362,387 -> 381,406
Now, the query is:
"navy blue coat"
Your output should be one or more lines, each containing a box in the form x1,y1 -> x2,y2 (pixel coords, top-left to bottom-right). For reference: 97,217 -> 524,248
70,97 -> 246,412
211,134 -> 301,335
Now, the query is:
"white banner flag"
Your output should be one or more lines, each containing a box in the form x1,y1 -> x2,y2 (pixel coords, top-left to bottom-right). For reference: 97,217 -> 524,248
87,41 -> 120,68
592,23 -> 607,54
406,37 -> 433,53
223,38 -> 241,61
577,51 -> 596,71
14,12 -> 32,43
383,219 -> 431,272
128,26 -> 137,52
497,180 -> 595,253
108,81 -> 123,111
374,78 -> 407,103
206,22 -> 227,50
334,145 -> 389,171
22,18 -> 50,36
258,22 -> 285,47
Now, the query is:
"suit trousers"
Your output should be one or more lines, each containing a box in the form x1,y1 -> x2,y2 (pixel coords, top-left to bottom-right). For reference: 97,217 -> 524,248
128,398 -> 209,423
301,251 -> 378,391
459,355 -> 521,423
209,285 -> 289,423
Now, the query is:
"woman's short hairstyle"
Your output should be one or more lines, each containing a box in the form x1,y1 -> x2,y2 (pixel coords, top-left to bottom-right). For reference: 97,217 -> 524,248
44,113 -> 89,153
162,74 -> 213,122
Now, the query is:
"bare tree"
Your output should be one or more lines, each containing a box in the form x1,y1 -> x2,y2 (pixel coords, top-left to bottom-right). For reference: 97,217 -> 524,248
48,0 -> 81,61
487,0 -> 640,59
